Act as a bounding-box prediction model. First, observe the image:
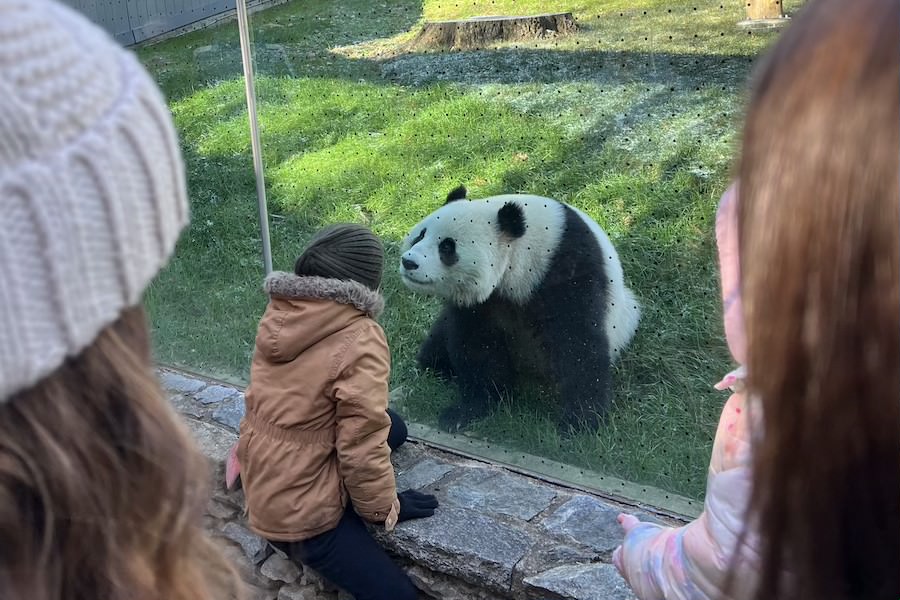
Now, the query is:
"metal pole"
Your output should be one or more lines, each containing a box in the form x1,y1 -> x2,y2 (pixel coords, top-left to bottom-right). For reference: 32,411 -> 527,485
235,0 -> 273,275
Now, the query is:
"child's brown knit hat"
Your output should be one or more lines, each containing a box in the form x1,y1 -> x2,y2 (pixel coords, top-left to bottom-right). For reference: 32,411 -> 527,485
294,224 -> 384,290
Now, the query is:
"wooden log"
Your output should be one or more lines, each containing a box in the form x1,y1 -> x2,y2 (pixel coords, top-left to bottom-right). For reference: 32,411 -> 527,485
745,0 -> 784,20
407,13 -> 577,51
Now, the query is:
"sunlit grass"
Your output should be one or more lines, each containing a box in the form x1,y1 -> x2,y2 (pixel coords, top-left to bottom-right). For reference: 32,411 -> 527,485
139,0 -> 797,499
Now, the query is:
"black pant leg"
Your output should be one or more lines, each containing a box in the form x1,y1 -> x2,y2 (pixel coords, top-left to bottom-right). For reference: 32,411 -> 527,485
386,407 -> 408,452
273,508 -> 417,600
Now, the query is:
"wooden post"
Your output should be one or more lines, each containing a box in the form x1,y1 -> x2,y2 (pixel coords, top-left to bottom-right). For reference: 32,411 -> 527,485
745,0 -> 784,20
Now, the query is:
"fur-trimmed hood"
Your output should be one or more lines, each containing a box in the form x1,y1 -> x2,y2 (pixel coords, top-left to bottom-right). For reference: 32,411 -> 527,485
264,271 -> 384,318
255,272 -> 385,365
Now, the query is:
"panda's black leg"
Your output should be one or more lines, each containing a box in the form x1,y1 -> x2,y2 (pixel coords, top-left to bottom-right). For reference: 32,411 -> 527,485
417,310 -> 455,380
438,364 -> 508,432
437,313 -> 514,432
543,318 -> 612,433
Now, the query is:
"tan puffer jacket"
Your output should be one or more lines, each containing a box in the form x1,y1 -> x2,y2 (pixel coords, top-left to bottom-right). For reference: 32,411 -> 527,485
237,272 -> 400,542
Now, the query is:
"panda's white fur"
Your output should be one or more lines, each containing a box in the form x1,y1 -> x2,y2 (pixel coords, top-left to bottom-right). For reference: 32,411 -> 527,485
568,204 -> 641,358
399,186 -> 640,430
400,194 -> 640,359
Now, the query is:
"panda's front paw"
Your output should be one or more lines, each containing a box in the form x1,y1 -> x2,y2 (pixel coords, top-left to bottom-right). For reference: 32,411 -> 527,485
438,403 -> 487,432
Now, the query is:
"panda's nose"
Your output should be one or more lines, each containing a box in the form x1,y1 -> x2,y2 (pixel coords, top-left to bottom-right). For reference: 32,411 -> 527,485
402,258 -> 419,271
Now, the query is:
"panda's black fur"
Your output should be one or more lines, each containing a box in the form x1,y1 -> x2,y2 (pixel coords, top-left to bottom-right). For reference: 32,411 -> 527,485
400,186 -> 640,432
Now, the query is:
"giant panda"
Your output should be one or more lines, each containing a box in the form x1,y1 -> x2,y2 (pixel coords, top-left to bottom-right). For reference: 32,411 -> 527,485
399,185 -> 640,432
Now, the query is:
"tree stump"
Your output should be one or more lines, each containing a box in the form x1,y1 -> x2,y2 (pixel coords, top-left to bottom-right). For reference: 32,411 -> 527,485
745,0 -> 784,20
407,13 -> 577,51
738,0 -> 790,29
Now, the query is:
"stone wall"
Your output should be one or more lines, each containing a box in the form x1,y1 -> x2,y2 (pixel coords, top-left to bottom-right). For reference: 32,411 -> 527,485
162,368 -> 685,600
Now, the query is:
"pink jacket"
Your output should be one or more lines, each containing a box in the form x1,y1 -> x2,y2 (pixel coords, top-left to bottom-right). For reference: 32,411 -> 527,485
613,183 -> 761,599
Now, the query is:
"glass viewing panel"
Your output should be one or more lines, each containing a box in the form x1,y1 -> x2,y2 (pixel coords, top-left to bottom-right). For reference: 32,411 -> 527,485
85,0 -> 803,516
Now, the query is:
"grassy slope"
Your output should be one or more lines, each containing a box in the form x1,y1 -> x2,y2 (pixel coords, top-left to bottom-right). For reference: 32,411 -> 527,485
140,0 -> 802,498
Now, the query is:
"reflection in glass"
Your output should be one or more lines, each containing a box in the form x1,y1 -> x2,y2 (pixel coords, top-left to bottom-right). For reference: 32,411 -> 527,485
129,0 -> 800,509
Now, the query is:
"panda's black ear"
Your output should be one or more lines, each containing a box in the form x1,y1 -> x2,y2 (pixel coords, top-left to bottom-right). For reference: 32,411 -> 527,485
445,185 -> 467,204
497,202 -> 526,238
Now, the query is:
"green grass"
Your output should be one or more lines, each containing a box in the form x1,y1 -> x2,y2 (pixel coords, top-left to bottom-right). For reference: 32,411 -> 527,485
139,0 -> 803,500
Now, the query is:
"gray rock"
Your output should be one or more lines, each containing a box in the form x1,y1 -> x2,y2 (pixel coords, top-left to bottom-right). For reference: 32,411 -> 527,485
213,393 -> 246,430
511,539 -> 599,597
170,394 -> 206,419
396,458 -> 455,491
541,495 -> 623,553
212,535 -> 274,590
277,585 -> 320,600
221,522 -> 267,563
632,510 -> 667,527
184,419 -> 238,463
302,568 -> 339,593
445,467 -> 558,521
260,553 -> 301,584
159,371 -> 205,394
523,563 -> 637,600
247,589 -> 279,600
390,441 -> 427,471
406,565 -> 506,600
195,384 -> 239,405
207,497 -> 239,520
378,505 -> 534,593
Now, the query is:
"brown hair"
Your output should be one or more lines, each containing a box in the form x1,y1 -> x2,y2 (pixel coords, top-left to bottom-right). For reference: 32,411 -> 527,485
0,306 -> 243,600
737,0 -> 900,598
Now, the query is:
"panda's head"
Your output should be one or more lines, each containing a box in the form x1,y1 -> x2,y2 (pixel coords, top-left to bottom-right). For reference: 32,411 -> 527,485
399,185 -> 527,306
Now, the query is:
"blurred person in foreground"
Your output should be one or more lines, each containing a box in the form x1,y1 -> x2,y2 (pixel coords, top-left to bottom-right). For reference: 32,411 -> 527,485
613,0 -> 900,598
0,0 -> 242,598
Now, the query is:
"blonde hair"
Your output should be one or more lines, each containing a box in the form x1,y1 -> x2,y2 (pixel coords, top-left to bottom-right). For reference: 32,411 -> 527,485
0,306 -> 244,600
737,0 -> 900,598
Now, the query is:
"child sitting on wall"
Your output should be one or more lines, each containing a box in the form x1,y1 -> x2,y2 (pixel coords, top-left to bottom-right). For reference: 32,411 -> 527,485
236,224 -> 438,600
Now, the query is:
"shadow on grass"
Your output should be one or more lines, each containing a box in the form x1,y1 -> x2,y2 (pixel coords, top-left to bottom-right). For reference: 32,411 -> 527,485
141,5 -> 762,499
138,0 -> 426,102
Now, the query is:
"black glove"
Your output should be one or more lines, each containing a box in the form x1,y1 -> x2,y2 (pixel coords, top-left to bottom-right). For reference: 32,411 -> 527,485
397,489 -> 439,523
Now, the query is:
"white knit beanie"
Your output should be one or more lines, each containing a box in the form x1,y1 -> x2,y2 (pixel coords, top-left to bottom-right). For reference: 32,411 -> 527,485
0,0 -> 189,401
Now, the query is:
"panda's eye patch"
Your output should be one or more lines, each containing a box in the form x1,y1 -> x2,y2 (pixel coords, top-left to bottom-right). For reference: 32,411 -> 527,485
412,228 -> 426,245
438,238 -> 458,266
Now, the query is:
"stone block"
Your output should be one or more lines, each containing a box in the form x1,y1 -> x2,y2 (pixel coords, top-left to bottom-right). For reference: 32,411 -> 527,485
396,458 -> 455,491
247,589 -> 279,600
277,584 -> 323,600
523,563 -> 636,600
214,535 -> 276,591
541,495 -> 622,553
213,393 -> 246,430
406,565 -> 506,600
159,371 -> 206,394
511,539 -> 599,598
378,505 -> 534,594
631,510 -> 667,527
221,522 -> 267,563
195,384 -> 239,405
302,568 -> 339,593
207,497 -> 239,520
170,394 -> 206,419
445,467 -> 558,521
261,553 -> 301,584
184,419 -> 238,464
